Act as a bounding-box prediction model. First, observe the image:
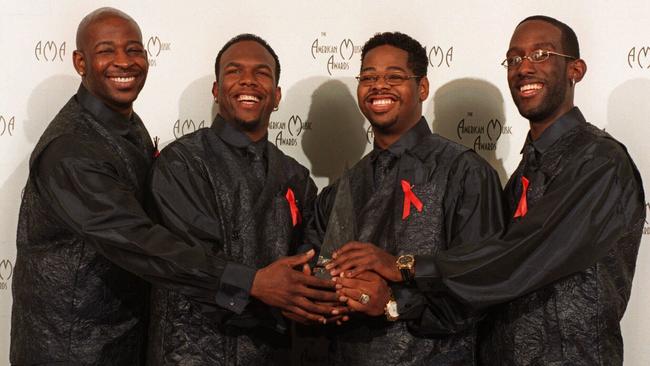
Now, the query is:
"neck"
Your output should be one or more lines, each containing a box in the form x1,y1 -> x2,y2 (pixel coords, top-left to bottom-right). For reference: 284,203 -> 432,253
373,115 -> 421,149
528,103 -> 574,141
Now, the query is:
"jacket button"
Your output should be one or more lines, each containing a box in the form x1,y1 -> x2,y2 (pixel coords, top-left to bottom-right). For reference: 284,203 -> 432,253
231,230 -> 240,241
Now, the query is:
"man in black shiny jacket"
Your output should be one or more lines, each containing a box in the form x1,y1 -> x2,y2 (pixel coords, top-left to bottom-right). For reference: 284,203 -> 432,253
311,32 -> 505,365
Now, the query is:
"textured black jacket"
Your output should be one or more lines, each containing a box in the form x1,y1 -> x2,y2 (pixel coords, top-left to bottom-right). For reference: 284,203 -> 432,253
146,117 -> 317,365
11,87 -> 227,365
308,118 -> 504,366
478,109 -> 645,365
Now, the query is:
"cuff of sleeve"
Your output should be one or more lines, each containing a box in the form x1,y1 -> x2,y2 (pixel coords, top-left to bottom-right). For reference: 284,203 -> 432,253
295,243 -> 314,255
391,285 -> 425,320
414,255 -> 442,292
215,262 -> 257,315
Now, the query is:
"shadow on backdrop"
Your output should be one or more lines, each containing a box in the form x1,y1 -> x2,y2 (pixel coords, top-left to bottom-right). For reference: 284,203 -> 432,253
166,74 -> 216,148
300,78 -> 367,185
1,74 -> 78,249
606,77 -> 650,366
427,78 -> 509,184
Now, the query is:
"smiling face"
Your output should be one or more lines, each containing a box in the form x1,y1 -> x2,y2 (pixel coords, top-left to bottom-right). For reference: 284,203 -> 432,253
507,20 -> 575,126
73,13 -> 148,117
357,45 -> 428,145
213,40 -> 281,141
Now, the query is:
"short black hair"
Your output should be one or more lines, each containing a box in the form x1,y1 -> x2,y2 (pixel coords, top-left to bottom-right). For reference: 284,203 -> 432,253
519,15 -> 580,58
214,33 -> 281,85
360,32 -> 428,78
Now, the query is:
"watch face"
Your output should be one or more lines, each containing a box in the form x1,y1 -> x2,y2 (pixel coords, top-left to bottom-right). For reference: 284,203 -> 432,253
398,255 -> 414,267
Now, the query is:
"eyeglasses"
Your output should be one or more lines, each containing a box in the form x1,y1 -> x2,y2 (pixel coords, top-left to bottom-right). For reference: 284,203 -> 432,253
356,73 -> 422,86
501,49 -> 576,68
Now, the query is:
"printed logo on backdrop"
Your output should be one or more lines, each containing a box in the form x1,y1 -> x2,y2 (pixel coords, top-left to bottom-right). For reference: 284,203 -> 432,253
627,47 -> 650,69
146,35 -> 172,67
34,41 -> 66,62
457,112 -> 511,151
0,259 -> 13,290
426,45 -> 454,68
0,115 -> 15,136
270,115 -> 312,147
173,119 -> 205,139
311,33 -> 362,75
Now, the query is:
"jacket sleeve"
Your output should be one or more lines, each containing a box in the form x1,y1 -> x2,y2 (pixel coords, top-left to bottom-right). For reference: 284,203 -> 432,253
34,136 -> 236,309
414,145 -> 645,311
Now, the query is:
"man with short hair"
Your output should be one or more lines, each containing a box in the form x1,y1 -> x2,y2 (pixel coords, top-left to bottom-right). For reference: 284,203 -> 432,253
331,17 -> 645,366
477,16 -> 645,365
146,34 -> 339,365
309,32 -> 505,365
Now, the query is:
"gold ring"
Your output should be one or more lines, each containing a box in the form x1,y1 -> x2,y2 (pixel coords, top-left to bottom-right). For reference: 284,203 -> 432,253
359,293 -> 371,305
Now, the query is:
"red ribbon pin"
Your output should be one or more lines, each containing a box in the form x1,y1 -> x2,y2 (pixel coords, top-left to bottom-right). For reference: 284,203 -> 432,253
513,176 -> 529,218
285,188 -> 301,226
401,180 -> 423,220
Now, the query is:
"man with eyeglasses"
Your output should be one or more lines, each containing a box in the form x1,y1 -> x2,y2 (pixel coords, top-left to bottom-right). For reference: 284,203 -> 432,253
307,31 -> 504,365
328,16 -> 645,365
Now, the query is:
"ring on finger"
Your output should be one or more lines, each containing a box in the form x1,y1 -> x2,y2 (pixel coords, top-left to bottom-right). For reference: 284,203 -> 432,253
359,293 -> 371,305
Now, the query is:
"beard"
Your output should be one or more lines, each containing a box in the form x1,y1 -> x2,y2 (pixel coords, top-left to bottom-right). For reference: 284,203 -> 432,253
234,116 -> 263,132
515,77 -> 568,124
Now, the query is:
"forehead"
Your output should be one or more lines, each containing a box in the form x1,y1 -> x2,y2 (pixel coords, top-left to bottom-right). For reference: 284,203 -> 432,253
509,20 -> 563,52
83,15 -> 141,46
361,45 -> 410,71
219,40 -> 276,69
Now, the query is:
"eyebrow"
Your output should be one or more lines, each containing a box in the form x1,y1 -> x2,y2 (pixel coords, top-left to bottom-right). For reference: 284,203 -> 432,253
507,42 -> 557,54
93,40 -> 143,48
360,65 -> 408,73
223,61 -> 273,70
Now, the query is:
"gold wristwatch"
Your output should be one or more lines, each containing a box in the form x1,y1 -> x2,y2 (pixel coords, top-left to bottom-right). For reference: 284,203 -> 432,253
396,254 -> 415,283
384,290 -> 399,321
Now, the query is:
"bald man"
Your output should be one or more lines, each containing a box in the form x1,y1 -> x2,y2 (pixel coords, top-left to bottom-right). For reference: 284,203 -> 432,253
9,8 -> 295,365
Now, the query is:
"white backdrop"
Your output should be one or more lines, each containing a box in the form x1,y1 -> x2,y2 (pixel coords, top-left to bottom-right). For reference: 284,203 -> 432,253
1,0 -> 649,364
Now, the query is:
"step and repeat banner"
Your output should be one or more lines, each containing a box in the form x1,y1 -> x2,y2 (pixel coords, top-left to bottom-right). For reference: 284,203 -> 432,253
1,0 -> 649,364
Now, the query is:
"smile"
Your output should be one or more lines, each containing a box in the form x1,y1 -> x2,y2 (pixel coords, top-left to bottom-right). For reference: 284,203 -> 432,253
110,76 -> 136,83
237,94 -> 260,103
372,98 -> 395,106
520,83 -> 543,96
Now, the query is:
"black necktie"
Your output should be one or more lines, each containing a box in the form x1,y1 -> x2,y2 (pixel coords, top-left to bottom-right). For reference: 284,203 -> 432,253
521,143 -> 544,206
374,150 -> 395,189
247,143 -> 266,186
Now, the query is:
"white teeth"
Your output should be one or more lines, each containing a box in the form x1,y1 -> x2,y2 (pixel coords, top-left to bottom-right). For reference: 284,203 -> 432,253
520,83 -> 542,92
372,98 -> 394,105
111,76 -> 135,83
237,95 -> 260,102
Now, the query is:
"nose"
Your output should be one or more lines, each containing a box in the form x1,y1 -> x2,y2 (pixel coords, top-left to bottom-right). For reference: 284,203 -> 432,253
238,68 -> 258,86
113,49 -> 134,68
516,56 -> 536,75
370,75 -> 390,91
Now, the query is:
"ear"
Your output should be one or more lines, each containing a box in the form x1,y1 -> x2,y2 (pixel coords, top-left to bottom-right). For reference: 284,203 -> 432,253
418,76 -> 430,102
568,58 -> 587,84
274,86 -> 282,109
73,50 -> 86,77
212,81 -> 219,101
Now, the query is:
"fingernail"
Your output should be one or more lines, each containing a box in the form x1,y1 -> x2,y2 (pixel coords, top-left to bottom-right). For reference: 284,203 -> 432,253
335,284 -> 342,289
339,296 -> 347,302
340,272 -> 345,278
332,309 -> 339,315
321,318 -> 327,324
